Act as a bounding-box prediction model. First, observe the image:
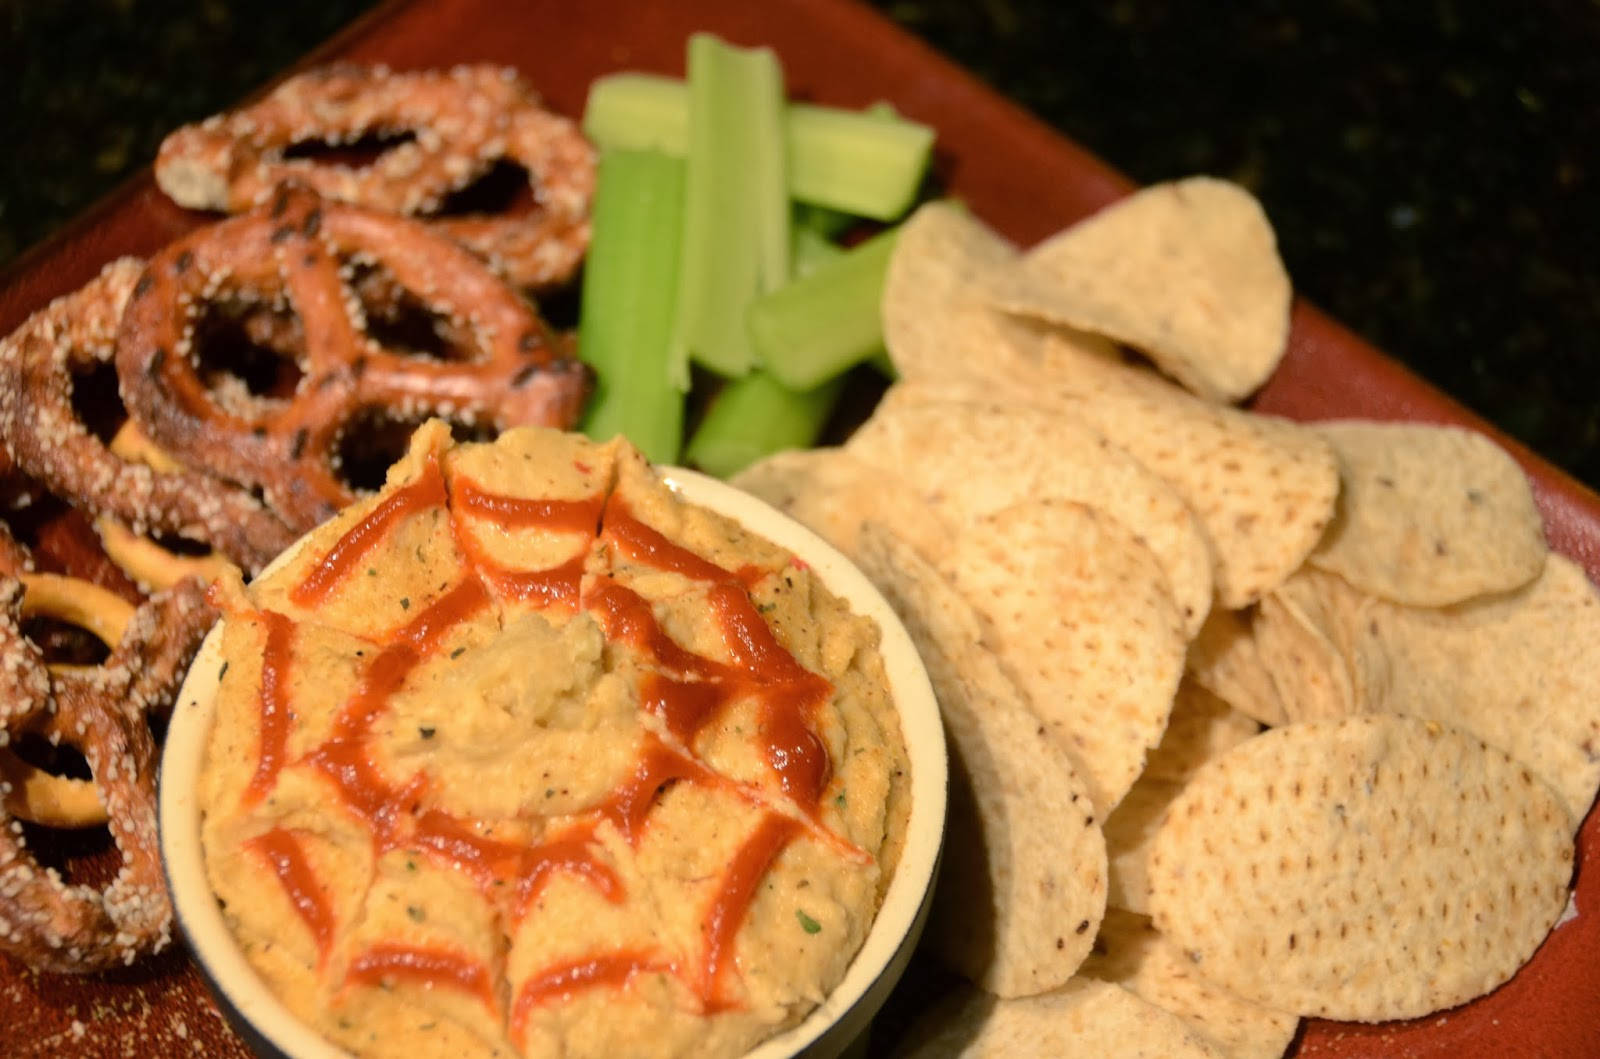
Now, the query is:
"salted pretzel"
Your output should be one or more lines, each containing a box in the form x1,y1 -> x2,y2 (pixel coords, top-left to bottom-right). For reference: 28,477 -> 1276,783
96,423 -> 237,591
155,64 -> 594,289
116,184 -> 591,532
0,258 -> 297,574
0,560 -> 215,971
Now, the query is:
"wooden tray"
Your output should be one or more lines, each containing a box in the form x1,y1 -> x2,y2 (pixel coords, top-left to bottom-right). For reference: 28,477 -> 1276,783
2,1 -> 1596,1055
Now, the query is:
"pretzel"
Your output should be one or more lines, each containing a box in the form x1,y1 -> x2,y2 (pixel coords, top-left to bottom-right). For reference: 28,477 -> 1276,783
0,258 -> 297,574
96,423 -> 237,591
116,184 -> 591,532
155,64 -> 594,289
0,568 -> 215,971
0,572 -> 136,829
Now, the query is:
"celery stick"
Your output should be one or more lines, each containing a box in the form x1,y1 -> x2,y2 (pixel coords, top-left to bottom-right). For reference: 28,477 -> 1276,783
674,34 -> 789,379
584,73 -> 934,221
786,104 -> 933,220
581,73 -> 689,154
684,371 -> 845,479
748,226 -> 898,391
576,149 -> 686,464
792,225 -> 844,278
794,202 -> 856,240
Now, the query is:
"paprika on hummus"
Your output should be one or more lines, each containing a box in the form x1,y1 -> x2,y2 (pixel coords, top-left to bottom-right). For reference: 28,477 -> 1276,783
198,421 -> 911,1058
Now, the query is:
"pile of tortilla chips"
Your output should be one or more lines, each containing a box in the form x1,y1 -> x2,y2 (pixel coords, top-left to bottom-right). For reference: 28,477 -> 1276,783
732,182 -> 1600,1058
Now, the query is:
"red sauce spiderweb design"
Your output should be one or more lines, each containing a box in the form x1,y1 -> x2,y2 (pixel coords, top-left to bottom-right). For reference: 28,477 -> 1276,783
232,453 -> 866,1047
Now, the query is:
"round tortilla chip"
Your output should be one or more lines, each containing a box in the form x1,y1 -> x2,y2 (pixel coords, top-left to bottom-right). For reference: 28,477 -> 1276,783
858,526 -> 1107,998
882,201 -> 1116,384
1143,677 -> 1262,785
1252,586 -> 1355,723
988,177 -> 1291,403
1289,558 -> 1600,825
895,978 -> 1228,1059
1025,335 -> 1339,608
940,499 -> 1187,813
847,385 -> 1214,637
728,446 -> 951,566
1147,714 -> 1574,1021
1082,909 -> 1300,1059
1309,421 -> 1547,606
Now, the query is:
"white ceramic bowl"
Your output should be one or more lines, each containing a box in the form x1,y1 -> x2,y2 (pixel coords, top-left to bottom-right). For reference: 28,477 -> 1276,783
160,466 -> 947,1059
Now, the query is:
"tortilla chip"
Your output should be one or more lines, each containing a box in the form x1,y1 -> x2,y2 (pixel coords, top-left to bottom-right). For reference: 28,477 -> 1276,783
1103,776 -> 1181,915
1018,336 -> 1338,608
1309,421 -> 1547,606
846,385 -> 1214,637
1143,677 -> 1262,785
858,526 -> 1106,998
987,177 -> 1290,403
940,499 -> 1187,812
1082,909 -> 1300,1059
881,201 -> 1117,383
728,446 -> 952,566
1185,607 -> 1287,726
895,978 -> 1228,1058
1147,715 -> 1574,1021
1252,587 -> 1355,723
1290,558 -> 1600,824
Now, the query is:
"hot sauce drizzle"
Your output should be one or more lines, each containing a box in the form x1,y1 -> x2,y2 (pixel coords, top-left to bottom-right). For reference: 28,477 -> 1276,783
242,452 -> 858,1024
345,943 -> 498,1012
290,456 -> 448,606
248,828 -> 337,960
509,950 -> 669,1045
699,814 -> 800,1011
243,610 -> 296,806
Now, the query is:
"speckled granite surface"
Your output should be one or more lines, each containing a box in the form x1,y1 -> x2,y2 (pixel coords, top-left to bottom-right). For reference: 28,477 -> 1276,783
3,0 -> 1596,486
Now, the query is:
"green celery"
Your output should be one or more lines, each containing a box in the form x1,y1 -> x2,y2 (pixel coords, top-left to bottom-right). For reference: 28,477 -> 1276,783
684,371 -> 845,479
576,149 -> 686,464
584,73 -> 934,221
793,202 -> 856,240
674,34 -> 790,379
791,225 -> 845,277
748,226 -> 898,391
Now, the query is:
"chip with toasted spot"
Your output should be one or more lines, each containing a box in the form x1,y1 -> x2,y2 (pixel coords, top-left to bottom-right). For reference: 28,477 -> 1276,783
1147,714 -> 1574,1021
1024,335 -> 1338,608
984,177 -> 1290,403
858,525 -> 1107,998
846,384 -> 1214,637
1309,421 -> 1547,606
895,977 -> 1228,1059
1082,909 -> 1300,1059
940,498 -> 1187,813
1288,558 -> 1600,824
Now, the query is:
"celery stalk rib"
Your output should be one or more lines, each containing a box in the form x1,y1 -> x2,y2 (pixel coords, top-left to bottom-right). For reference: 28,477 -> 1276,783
685,372 -> 845,479
748,226 -> 898,391
585,73 -> 934,221
576,149 -> 687,464
674,34 -> 790,379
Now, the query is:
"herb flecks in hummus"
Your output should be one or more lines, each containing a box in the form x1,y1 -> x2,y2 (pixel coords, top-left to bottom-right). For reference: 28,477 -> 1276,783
199,422 -> 910,1058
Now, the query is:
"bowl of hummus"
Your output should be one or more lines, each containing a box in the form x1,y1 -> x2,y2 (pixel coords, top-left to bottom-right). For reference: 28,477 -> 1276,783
159,420 -> 946,1059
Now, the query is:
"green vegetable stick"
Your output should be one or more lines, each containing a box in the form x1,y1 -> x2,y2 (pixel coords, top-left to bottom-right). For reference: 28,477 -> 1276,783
748,226 -> 898,391
792,224 -> 845,278
585,73 -> 934,221
684,371 -> 845,479
576,149 -> 687,464
674,34 -> 790,379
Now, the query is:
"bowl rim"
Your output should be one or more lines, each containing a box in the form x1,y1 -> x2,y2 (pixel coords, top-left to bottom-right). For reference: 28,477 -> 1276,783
159,463 -> 948,1059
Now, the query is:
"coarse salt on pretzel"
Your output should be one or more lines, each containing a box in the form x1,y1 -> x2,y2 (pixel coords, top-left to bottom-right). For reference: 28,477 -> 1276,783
156,63 -> 594,289
0,259 -> 297,574
116,184 -> 592,533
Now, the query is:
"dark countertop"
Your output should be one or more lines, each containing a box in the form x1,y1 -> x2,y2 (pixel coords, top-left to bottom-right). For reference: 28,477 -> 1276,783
4,0 -> 1596,488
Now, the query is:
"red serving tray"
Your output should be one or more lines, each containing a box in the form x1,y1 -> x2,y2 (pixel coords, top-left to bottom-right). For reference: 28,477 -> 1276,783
2,1 -> 1596,1056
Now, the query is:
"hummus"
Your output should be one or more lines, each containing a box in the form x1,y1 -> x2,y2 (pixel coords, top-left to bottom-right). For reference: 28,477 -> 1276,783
198,422 -> 911,1059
